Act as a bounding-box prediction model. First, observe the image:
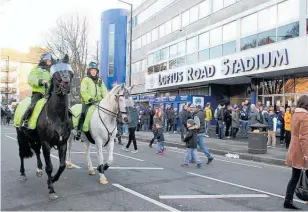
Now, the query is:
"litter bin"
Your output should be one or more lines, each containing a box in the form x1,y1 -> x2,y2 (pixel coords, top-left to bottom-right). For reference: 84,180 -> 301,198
247,123 -> 268,154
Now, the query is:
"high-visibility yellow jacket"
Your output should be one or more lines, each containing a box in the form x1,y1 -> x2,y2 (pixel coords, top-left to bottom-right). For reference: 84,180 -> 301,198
28,67 -> 51,94
80,77 -> 107,104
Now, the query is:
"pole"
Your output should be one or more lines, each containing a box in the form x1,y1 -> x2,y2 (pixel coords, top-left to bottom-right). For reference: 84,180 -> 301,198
129,3 -> 132,87
6,56 -> 9,105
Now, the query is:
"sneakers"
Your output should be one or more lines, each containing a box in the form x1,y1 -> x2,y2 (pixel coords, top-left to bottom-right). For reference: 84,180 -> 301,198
149,144 -> 153,148
197,163 -> 202,168
75,130 -> 81,140
207,157 -> 214,164
131,150 -> 138,154
205,135 -> 209,138
181,164 -> 189,168
122,147 -> 129,152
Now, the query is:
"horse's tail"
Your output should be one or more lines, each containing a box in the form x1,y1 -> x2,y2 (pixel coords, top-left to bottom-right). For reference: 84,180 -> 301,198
16,128 -> 33,158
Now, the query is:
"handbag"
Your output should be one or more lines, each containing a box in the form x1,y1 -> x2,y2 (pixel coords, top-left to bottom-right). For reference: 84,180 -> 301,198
295,169 -> 308,201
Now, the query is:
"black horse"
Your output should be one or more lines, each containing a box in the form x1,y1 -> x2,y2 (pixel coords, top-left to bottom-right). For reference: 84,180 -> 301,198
16,55 -> 73,199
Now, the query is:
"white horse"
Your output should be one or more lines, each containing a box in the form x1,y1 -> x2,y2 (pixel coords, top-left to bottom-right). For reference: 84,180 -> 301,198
66,84 -> 131,184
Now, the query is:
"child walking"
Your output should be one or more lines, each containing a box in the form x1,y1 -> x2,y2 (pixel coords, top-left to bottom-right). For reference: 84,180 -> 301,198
153,123 -> 166,155
182,119 -> 202,168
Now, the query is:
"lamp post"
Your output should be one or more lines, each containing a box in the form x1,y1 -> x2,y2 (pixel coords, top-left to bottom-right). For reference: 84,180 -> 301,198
118,0 -> 133,86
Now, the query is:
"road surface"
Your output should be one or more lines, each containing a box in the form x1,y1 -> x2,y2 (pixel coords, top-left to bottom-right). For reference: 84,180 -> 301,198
1,125 -> 307,211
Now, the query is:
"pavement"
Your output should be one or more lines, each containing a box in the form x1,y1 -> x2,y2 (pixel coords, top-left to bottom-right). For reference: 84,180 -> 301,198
2,125 -> 308,211
122,131 -> 289,166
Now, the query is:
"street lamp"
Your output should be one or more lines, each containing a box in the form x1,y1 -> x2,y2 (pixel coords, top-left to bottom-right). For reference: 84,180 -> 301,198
118,0 -> 133,87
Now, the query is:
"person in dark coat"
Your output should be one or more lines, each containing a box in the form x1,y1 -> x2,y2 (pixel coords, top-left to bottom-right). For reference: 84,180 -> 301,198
217,103 -> 226,139
143,106 -> 151,131
122,101 -> 139,153
173,108 -> 179,133
165,104 -> 174,132
137,111 -> 144,131
181,119 -> 201,168
224,105 -> 232,138
179,105 -> 191,141
115,112 -> 124,145
231,105 -> 240,139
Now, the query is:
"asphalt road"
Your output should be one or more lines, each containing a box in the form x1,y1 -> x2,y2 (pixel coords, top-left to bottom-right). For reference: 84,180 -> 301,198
1,125 -> 307,211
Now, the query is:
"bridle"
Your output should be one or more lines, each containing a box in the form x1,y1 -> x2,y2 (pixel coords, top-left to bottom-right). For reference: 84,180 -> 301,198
94,87 -> 130,147
51,71 -> 73,95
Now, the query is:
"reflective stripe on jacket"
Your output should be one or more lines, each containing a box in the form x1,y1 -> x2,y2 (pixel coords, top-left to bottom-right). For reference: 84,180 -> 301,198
28,67 -> 51,94
80,77 -> 107,104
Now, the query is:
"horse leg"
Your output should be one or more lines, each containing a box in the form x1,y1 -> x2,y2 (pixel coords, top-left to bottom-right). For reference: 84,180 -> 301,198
51,143 -> 67,183
96,145 -> 107,184
42,142 -> 57,199
66,133 -> 73,169
19,156 -> 27,181
104,137 -> 115,171
85,141 -> 95,175
35,147 -> 43,177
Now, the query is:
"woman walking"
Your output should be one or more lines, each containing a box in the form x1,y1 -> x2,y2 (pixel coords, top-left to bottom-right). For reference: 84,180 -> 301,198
284,95 -> 308,210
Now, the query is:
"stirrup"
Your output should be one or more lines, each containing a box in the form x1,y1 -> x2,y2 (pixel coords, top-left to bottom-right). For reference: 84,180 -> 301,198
75,130 -> 81,140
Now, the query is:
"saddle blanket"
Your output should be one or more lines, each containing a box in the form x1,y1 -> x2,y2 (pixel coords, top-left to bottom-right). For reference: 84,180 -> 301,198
70,104 -> 95,132
14,97 -> 47,129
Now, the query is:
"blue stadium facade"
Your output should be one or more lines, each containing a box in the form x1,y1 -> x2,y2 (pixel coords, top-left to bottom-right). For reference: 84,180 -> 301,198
100,9 -> 128,90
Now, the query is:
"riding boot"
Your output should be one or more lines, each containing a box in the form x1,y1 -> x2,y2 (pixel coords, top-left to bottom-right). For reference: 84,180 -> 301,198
21,107 -> 33,129
76,113 -> 86,140
44,85 -> 52,99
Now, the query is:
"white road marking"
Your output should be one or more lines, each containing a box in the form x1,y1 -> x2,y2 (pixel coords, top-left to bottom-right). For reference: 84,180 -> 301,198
188,172 -> 306,204
5,135 -> 17,140
91,146 -> 144,161
71,151 -> 98,154
50,154 -> 82,169
109,167 -> 163,170
113,184 -> 180,212
2,133 -> 17,134
168,149 -> 262,168
159,194 -> 269,199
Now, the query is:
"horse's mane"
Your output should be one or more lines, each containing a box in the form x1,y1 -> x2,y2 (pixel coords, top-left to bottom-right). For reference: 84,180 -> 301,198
102,85 -> 123,106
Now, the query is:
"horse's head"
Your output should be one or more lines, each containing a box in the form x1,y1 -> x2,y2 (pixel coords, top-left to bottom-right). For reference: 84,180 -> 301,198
50,54 -> 74,95
110,84 -> 133,124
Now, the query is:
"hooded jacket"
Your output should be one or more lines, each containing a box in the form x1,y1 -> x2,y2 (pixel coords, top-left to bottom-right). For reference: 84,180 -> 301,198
80,77 -> 107,104
28,67 -> 51,94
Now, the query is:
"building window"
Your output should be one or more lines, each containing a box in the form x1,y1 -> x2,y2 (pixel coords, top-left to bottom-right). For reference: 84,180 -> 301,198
154,62 -> 167,73
190,5 -> 199,24
177,41 -> 186,55
154,51 -> 161,64
223,21 -> 236,43
198,32 -> 209,50
199,0 -> 210,19
152,28 -> 158,41
186,53 -> 197,65
258,29 -> 276,47
135,37 -> 141,49
142,59 -> 146,71
224,0 -> 237,7
169,44 -> 177,58
306,19 -> 308,34
159,24 -> 165,37
161,48 -> 168,60
198,49 -> 209,61
147,54 -> 154,66
240,34 -> 257,51
222,41 -> 236,56
181,10 -> 190,27
186,36 -> 197,54
241,13 -> 257,37
108,23 -> 115,77
172,15 -> 180,31
278,0 -> 299,26
213,0 -> 223,12
141,34 -> 147,46
210,27 -> 222,46
169,56 -> 186,69
146,32 -> 151,44
258,5 -> 277,32
209,45 -> 222,59
165,20 -> 172,35
277,22 -> 299,41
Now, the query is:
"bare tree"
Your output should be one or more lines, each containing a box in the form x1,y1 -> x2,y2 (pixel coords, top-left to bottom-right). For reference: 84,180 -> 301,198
89,40 -> 100,66
46,13 -> 89,104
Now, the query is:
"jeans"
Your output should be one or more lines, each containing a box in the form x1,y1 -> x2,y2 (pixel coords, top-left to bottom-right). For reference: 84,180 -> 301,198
143,119 -> 149,131
232,127 -> 239,139
157,142 -> 164,152
126,127 -> 137,150
285,167 -> 308,201
218,121 -> 225,139
225,122 -> 231,137
122,125 -> 127,134
205,120 -> 210,136
196,133 -> 212,158
184,148 -> 201,165
285,130 -> 291,149
167,119 -> 173,132
181,125 -> 187,141
240,120 -> 248,137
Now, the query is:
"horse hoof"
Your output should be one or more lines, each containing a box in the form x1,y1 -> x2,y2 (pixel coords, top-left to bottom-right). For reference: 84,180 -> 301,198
20,175 -> 27,182
88,169 -> 95,175
36,170 -> 43,177
100,178 -> 108,185
66,162 -> 73,169
103,164 -> 109,171
48,193 -> 58,200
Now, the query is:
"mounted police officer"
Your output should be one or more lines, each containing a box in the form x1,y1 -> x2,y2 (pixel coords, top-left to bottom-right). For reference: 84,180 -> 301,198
22,53 -> 53,128
76,62 -> 107,140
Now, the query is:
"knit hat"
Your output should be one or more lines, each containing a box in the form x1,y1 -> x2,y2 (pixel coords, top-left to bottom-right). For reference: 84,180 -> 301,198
187,119 -> 195,126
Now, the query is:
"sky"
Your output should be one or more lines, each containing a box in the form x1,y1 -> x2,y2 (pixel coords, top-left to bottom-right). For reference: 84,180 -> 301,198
0,0 -> 143,53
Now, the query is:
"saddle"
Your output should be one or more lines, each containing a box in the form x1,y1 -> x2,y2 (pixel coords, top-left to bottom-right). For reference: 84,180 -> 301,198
70,104 -> 96,132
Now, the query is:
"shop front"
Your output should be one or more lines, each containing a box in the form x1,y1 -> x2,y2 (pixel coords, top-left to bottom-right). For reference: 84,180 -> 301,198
145,36 -> 308,106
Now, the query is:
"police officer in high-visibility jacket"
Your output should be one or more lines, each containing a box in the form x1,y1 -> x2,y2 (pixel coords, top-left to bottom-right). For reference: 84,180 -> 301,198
76,62 -> 107,140
22,53 -> 53,128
